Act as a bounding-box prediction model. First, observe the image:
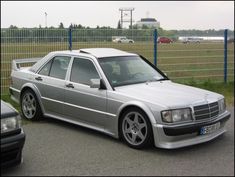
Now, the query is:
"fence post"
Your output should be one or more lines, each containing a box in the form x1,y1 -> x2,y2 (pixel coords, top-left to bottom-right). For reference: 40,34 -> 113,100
224,29 -> 228,83
154,29 -> 158,66
68,27 -> 72,50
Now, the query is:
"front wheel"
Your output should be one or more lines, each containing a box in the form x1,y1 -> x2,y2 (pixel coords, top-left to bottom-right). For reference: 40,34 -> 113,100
21,89 -> 43,121
120,108 -> 153,149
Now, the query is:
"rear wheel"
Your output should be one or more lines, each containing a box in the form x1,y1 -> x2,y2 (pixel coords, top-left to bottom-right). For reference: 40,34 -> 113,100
120,108 -> 153,149
21,89 -> 43,121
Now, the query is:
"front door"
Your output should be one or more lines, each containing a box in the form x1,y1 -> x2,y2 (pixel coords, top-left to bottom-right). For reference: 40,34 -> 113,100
64,57 -> 107,128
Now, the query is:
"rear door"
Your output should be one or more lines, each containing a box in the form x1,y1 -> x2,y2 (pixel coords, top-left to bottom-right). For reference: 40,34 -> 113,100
64,57 -> 107,128
34,55 -> 71,116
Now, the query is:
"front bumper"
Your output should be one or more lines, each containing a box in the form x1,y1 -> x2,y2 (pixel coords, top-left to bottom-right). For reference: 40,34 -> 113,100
152,111 -> 231,149
1,128 -> 26,168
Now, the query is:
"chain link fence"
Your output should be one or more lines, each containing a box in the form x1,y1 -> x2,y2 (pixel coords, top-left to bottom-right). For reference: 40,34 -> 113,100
1,28 -> 234,96
157,40 -> 234,83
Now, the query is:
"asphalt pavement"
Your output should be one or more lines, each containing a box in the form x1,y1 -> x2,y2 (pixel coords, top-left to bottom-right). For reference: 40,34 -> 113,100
2,107 -> 234,176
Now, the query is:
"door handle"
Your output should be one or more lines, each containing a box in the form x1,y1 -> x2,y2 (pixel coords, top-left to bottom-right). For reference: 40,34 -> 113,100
35,76 -> 43,81
66,83 -> 74,88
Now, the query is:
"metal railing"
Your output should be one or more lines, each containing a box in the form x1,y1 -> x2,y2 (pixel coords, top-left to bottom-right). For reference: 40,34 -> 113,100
1,28 -> 234,96
155,29 -> 234,84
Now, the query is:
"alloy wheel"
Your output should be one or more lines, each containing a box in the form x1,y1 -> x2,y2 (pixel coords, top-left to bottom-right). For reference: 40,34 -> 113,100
122,112 -> 148,146
22,92 -> 36,119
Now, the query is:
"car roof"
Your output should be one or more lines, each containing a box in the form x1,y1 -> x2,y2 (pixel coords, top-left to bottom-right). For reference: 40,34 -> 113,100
53,48 -> 137,58
30,48 -> 138,73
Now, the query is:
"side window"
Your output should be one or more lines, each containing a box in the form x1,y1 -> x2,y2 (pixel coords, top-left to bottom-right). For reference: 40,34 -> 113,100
38,59 -> 53,76
70,58 -> 100,85
49,56 -> 71,79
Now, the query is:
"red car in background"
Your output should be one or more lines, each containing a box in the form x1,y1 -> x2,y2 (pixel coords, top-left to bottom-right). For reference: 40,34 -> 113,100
157,37 -> 173,44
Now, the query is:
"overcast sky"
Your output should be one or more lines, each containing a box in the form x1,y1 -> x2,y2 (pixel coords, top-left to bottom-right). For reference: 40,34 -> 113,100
1,1 -> 234,30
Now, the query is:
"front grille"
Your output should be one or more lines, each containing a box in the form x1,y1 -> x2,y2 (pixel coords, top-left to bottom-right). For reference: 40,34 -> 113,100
194,101 -> 219,120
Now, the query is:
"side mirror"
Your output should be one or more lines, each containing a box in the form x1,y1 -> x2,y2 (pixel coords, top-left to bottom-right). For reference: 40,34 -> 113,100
90,79 -> 100,88
90,79 -> 106,90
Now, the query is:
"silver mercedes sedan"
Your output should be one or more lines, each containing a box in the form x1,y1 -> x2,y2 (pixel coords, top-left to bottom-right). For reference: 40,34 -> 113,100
10,48 -> 231,149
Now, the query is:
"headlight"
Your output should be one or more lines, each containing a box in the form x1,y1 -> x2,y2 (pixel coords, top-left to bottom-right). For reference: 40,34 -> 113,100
1,115 -> 21,134
161,108 -> 192,123
218,98 -> 226,114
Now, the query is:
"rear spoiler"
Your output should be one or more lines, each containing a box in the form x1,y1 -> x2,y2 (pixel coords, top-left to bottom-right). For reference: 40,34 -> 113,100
12,58 -> 41,71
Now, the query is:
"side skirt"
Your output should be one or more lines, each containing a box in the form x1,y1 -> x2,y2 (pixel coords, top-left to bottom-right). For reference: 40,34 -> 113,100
44,113 -> 118,138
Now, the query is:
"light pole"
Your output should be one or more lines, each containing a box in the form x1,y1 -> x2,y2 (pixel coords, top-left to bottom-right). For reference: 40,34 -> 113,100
45,12 -> 47,28
45,12 -> 48,42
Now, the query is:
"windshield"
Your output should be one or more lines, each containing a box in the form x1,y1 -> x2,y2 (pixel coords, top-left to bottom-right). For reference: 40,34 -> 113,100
99,56 -> 167,87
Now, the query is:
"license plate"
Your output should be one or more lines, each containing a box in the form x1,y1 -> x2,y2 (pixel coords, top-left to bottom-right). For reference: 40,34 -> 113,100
200,122 -> 220,135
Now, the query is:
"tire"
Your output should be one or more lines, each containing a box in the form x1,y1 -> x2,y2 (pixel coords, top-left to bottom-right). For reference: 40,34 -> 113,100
21,89 -> 43,121
120,108 -> 153,149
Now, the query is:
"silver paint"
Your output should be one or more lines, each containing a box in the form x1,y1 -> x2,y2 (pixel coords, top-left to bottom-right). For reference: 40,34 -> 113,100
10,48 -> 230,149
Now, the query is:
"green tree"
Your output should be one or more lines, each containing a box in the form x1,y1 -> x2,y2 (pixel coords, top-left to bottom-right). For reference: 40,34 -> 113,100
132,24 -> 138,29
59,22 -> 64,29
142,25 -> 149,29
69,23 -> 73,29
9,25 -> 18,29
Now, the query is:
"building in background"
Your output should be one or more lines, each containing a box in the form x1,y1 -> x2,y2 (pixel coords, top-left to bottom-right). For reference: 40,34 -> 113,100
135,18 -> 160,29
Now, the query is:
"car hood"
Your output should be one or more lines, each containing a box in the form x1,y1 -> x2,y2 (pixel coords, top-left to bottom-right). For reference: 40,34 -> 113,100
115,81 -> 223,108
1,100 -> 18,119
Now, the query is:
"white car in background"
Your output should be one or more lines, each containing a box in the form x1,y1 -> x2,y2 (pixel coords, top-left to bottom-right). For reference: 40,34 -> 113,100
113,37 -> 134,43
183,37 -> 203,44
